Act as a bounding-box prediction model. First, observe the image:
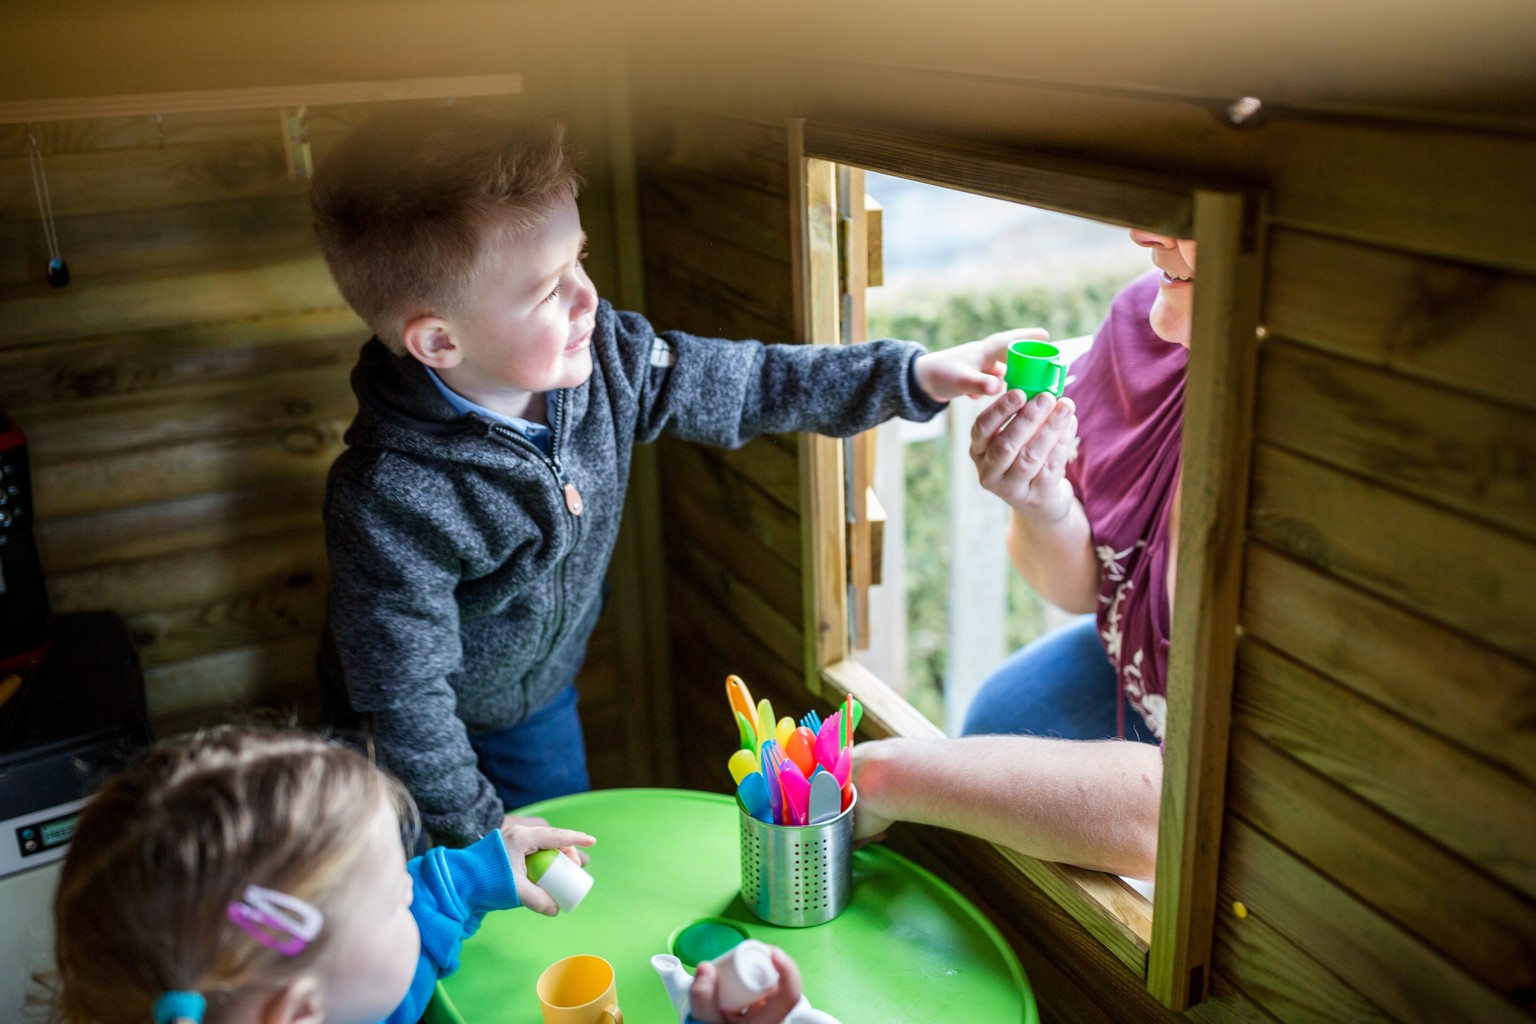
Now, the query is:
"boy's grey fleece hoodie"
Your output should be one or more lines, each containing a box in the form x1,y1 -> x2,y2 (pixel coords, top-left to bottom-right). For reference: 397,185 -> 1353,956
319,300 -> 943,844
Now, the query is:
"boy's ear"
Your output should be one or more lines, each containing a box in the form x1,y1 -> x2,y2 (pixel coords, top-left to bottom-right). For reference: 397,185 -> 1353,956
401,315 -> 463,369
257,976 -> 323,1024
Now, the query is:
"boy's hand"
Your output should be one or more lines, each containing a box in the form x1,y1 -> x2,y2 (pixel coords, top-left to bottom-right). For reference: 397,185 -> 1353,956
688,947 -> 804,1023
497,822 -> 596,916
970,389 -> 1079,525
913,328 -> 1049,403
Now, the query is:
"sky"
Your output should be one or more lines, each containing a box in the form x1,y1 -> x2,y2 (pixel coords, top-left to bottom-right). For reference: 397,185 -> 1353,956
866,171 -> 1149,304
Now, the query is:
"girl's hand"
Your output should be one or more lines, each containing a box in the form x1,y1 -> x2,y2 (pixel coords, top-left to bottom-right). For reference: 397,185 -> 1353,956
913,328 -> 1049,403
969,389 -> 1079,524
497,822 -> 596,916
688,947 -> 804,1023
504,812 -> 589,865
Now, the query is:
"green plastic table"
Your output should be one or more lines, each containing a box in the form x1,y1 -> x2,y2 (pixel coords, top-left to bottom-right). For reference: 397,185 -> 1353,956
426,788 -> 1037,1024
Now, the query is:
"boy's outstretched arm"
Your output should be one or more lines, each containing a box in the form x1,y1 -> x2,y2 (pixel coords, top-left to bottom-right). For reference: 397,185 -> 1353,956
912,328 -> 1049,402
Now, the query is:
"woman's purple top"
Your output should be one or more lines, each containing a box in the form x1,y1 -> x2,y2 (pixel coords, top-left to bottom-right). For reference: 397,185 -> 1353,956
1063,272 -> 1187,740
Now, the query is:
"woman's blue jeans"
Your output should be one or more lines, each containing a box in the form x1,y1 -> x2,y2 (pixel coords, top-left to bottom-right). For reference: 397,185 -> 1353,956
961,615 -> 1159,744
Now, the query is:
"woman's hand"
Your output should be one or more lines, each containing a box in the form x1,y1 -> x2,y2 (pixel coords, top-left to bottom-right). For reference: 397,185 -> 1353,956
912,328 -> 1049,403
970,389 -> 1078,524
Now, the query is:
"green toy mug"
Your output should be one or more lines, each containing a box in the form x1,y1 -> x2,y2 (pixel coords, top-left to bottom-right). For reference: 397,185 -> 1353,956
1004,340 -> 1065,398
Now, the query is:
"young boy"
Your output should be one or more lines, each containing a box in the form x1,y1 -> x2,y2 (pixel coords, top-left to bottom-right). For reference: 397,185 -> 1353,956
310,107 -> 1031,846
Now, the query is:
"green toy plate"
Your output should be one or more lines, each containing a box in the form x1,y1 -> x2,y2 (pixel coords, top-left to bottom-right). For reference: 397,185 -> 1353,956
426,788 -> 1036,1024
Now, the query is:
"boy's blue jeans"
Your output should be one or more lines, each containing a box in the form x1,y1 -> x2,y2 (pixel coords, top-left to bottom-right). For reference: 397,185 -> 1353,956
960,615 -> 1159,744
469,683 -> 592,815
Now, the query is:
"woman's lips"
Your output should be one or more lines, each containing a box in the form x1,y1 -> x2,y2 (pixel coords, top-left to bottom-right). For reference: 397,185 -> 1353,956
1160,270 -> 1193,285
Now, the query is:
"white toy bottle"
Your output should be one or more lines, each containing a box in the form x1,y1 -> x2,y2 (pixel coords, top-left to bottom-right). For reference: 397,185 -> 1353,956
651,939 -> 840,1024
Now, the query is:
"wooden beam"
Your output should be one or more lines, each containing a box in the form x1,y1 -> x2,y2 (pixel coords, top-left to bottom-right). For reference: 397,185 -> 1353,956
1149,189 -> 1267,1010
0,73 -> 524,125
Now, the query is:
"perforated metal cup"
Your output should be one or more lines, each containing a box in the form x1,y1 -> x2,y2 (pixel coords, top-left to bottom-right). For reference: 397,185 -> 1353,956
738,787 -> 855,927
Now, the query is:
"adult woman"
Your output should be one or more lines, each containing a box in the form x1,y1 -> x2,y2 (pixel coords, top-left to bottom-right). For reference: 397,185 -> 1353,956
849,232 -> 1194,879
962,230 -> 1195,744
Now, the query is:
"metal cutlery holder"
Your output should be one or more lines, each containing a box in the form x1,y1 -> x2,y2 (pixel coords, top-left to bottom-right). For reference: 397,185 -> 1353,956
738,788 -> 854,927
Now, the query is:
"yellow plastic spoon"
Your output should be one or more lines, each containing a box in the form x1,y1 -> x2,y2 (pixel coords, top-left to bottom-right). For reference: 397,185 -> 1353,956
728,747 -> 759,785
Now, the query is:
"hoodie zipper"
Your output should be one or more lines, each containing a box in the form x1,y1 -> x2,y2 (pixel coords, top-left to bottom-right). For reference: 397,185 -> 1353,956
488,396 -> 579,668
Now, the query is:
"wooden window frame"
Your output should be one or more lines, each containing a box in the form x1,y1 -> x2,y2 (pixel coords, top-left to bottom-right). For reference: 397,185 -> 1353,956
788,118 -> 1266,1010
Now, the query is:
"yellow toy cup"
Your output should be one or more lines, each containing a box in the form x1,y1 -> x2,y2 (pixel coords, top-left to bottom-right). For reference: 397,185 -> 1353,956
536,954 -> 623,1024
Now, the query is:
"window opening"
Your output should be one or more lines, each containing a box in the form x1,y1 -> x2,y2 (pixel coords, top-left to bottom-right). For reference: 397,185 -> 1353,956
857,173 -> 1147,735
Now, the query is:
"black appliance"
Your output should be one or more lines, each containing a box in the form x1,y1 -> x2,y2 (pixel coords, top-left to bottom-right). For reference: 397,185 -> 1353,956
0,411 -> 51,650
0,411 -> 53,746
0,612 -> 150,879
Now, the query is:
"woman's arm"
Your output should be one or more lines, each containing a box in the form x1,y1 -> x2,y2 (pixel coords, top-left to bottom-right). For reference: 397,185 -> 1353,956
971,390 -> 1099,612
852,735 -> 1163,880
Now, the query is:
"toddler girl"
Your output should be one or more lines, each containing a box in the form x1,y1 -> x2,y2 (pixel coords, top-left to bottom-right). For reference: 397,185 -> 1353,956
43,726 -> 593,1024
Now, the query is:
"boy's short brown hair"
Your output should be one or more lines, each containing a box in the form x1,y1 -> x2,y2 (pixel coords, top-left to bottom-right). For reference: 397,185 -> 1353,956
310,106 -> 584,353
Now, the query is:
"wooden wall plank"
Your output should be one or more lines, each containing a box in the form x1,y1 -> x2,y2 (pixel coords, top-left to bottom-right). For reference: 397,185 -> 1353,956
1241,544 -> 1536,783
47,527 -> 326,618
663,483 -> 802,624
638,218 -> 794,329
0,307 -> 362,409
33,420 -> 343,519
0,138 -> 301,219
700,435 -> 801,513
1228,728 -> 1536,1005
1257,340 -> 1536,542
1235,637 -> 1536,902
638,171 -> 792,263
2,256 -> 345,348
659,438 -> 803,567
1209,898 -> 1394,1024
644,272 -> 795,343
639,107 -> 790,197
21,365 -> 353,460
1248,444 -> 1536,665
127,576 -> 326,669
37,478 -> 328,574
1263,230 -> 1536,414
144,635 -> 319,728
0,195 -> 320,289
666,536 -> 803,664
1221,817 -> 1527,1024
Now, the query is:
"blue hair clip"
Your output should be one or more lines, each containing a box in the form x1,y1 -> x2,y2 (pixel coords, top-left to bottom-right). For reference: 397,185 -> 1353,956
152,991 -> 205,1024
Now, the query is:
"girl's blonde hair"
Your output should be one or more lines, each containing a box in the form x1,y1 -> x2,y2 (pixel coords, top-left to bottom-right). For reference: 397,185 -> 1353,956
45,727 -> 415,1024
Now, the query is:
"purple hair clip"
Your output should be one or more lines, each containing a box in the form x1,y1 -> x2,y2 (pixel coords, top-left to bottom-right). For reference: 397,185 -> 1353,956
226,885 -> 324,956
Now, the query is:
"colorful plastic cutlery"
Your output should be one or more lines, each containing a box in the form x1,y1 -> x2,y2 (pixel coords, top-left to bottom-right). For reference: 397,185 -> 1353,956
726,674 -> 756,726
784,726 -> 817,778
760,740 -> 783,823
738,771 -> 771,822
775,716 -> 795,748
799,709 -> 823,734
778,760 -> 810,826
814,711 -> 842,773
728,748 -> 758,785
756,699 -> 775,756
807,768 -> 841,824
734,711 -> 757,751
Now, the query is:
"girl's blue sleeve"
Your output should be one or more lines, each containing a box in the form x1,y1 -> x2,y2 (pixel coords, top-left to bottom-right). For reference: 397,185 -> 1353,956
382,831 -> 521,1024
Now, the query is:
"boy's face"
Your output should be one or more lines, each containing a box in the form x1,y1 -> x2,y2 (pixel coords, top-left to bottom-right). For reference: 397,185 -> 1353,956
435,192 -> 599,405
